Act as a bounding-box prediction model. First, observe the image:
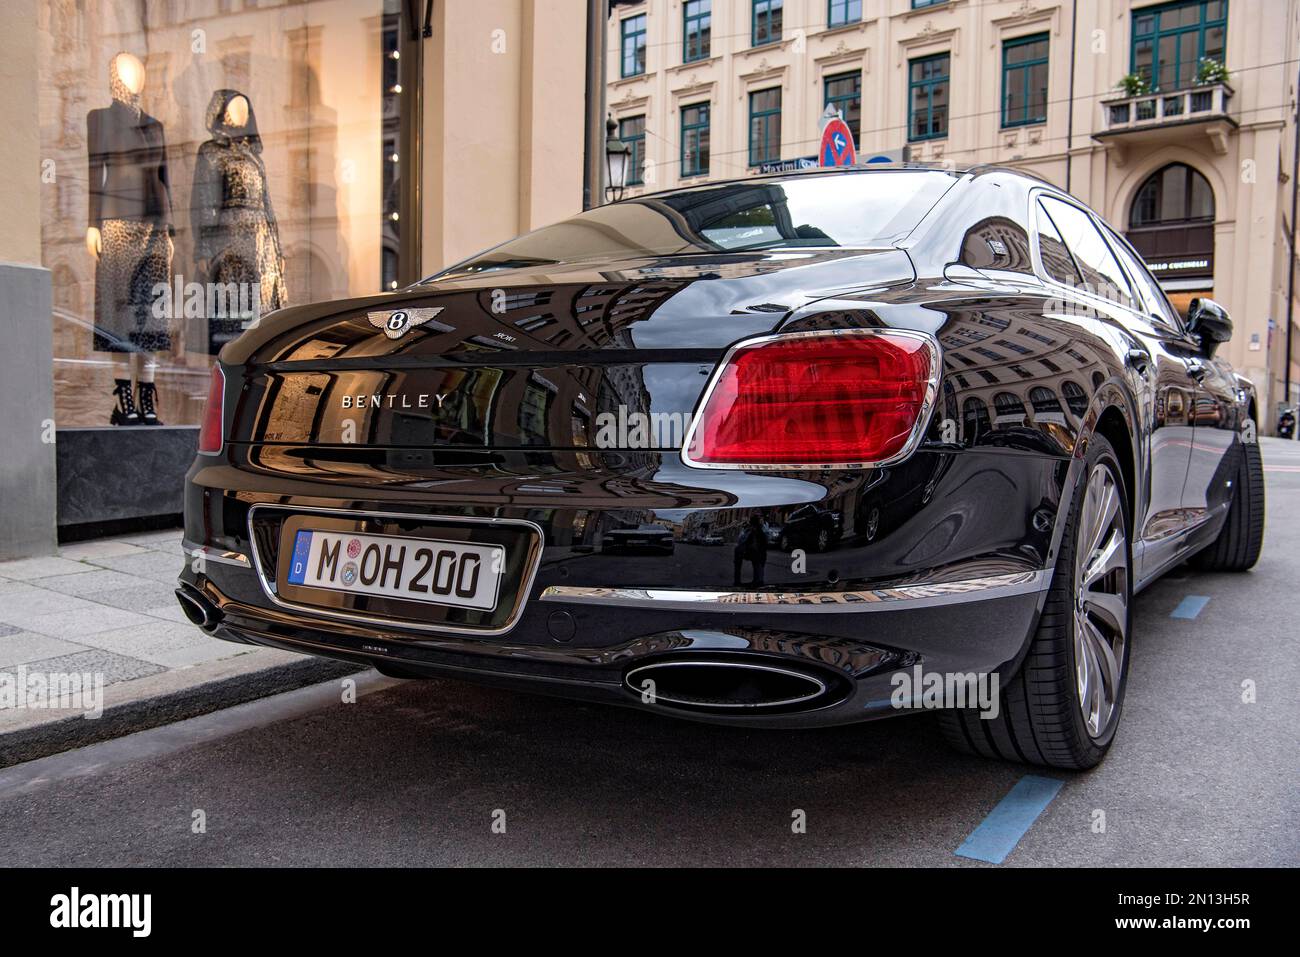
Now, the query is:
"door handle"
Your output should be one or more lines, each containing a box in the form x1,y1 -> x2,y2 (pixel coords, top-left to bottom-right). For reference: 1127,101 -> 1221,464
1185,359 -> 1208,382
1126,348 -> 1151,376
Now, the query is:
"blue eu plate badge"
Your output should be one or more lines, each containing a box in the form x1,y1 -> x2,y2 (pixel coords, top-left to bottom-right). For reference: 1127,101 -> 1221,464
287,531 -> 313,585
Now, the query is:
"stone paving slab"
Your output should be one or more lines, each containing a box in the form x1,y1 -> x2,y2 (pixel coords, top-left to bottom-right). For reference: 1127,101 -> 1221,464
0,527 -> 361,765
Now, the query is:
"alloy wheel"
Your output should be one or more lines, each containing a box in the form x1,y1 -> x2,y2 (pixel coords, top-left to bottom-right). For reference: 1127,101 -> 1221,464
1073,462 -> 1130,739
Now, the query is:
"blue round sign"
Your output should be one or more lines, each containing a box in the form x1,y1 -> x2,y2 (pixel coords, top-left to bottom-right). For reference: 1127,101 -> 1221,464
819,118 -> 857,167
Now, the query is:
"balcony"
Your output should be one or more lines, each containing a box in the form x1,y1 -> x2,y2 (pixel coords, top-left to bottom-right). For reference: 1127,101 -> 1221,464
1094,83 -> 1236,159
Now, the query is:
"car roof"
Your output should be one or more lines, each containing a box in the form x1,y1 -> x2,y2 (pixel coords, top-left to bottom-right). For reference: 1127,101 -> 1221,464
624,163 -> 1055,204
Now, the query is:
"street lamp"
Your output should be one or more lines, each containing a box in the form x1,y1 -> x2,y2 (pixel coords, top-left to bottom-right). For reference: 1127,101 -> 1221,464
604,115 -> 631,203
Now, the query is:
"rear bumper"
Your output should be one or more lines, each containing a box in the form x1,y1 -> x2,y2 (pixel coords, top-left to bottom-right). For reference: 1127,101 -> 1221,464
178,445 -> 1065,728
178,551 -> 1049,729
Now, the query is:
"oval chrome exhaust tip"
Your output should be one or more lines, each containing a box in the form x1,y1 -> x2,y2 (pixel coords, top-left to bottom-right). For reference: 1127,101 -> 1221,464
624,659 -> 830,712
175,587 -> 221,632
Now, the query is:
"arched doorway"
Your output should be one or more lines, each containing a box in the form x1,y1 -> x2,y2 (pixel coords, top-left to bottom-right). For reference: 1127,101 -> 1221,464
1126,162 -> 1215,317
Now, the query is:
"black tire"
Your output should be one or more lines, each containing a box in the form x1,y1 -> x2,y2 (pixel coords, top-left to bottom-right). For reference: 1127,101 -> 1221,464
939,435 -> 1132,770
1190,439 -> 1264,572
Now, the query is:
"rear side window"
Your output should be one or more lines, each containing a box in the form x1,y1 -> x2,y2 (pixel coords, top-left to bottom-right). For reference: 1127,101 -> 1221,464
1038,197 -> 1135,309
1035,203 -> 1081,286
1100,223 -> 1183,331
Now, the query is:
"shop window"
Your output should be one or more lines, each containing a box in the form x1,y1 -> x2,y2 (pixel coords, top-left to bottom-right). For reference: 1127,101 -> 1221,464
37,0 -> 413,429
1126,163 -> 1216,286
1130,163 -> 1214,226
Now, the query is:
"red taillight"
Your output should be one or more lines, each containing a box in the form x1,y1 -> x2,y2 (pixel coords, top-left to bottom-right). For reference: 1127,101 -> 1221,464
198,365 -> 226,454
683,331 -> 936,468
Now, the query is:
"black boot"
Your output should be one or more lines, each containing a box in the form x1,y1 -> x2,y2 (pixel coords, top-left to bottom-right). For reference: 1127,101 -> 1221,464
137,382 -> 164,426
110,379 -> 140,426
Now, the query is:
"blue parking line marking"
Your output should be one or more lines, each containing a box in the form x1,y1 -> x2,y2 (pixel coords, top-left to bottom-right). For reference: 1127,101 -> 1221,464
954,775 -> 1063,864
1171,595 -> 1211,619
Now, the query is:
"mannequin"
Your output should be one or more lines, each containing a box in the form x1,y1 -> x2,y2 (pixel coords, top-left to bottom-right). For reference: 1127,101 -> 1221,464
192,89 -> 287,355
87,52 -> 174,425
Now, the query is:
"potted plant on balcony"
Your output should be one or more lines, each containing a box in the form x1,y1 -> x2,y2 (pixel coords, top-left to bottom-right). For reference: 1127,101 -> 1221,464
1116,73 -> 1150,97
1195,58 -> 1231,86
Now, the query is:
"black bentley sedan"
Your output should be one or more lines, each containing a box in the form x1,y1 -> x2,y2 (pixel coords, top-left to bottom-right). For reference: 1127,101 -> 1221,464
176,166 -> 1264,770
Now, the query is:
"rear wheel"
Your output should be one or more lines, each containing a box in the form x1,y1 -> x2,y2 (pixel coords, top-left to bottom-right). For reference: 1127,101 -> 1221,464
940,436 -> 1132,770
1191,438 -> 1264,571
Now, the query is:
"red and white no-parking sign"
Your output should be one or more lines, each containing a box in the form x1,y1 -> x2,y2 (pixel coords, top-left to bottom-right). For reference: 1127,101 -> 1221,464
819,118 -> 857,167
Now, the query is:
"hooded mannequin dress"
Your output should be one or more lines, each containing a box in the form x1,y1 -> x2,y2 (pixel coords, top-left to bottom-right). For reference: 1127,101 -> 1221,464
191,90 -> 287,355
87,57 -> 175,353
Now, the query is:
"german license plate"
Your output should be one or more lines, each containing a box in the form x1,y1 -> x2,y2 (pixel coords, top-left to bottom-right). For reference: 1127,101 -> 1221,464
284,529 -> 503,612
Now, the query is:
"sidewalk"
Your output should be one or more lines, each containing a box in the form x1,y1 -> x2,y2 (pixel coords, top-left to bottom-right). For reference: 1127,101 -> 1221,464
0,528 -> 360,766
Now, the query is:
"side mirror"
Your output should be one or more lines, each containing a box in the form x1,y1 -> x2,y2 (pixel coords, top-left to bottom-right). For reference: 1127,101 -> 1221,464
1187,297 -> 1232,357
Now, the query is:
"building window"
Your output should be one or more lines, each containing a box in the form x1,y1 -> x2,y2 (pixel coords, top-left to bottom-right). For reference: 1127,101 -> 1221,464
1130,162 -> 1215,226
827,0 -> 861,28
908,53 -> 950,141
748,88 -> 782,167
912,0 -> 948,7
823,70 -> 861,145
1132,0 -> 1228,91
683,1 -> 711,63
619,115 -> 646,186
1002,33 -> 1049,127
620,14 -> 647,78
681,102 -> 710,177
753,0 -> 783,47
1126,162 -> 1216,284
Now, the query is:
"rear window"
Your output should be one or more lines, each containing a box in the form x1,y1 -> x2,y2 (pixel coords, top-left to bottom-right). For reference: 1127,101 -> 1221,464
434,171 -> 957,277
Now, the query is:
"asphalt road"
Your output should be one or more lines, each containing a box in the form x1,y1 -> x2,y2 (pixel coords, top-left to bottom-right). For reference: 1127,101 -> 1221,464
2,439 -> 1297,867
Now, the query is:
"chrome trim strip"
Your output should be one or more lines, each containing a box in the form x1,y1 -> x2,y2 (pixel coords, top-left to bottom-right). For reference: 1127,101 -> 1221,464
540,569 -> 1050,613
245,505 -> 544,638
624,660 -> 828,710
679,327 -> 943,472
182,541 -> 251,567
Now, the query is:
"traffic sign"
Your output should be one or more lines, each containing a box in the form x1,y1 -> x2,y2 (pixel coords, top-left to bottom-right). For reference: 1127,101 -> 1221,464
819,118 -> 857,168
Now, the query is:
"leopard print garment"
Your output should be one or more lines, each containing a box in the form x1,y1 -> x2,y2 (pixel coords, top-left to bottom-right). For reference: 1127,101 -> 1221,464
93,217 -> 174,353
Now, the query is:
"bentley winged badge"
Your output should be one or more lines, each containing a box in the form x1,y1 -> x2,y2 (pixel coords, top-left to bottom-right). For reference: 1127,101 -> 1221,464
366,307 -> 445,340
